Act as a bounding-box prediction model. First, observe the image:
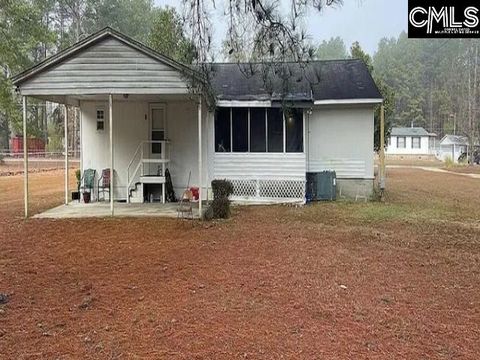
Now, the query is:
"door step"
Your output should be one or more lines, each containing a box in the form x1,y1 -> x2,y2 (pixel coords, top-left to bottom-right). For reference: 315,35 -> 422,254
140,176 -> 166,184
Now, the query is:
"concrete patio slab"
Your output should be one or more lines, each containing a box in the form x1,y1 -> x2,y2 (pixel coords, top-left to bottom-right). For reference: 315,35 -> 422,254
33,202 -> 200,219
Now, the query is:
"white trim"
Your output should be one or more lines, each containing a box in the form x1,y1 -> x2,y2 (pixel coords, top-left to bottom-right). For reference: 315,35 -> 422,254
109,94 -> 114,216
313,98 -> 383,105
64,105 -> 69,205
198,97 -> 203,217
229,108 -> 233,151
247,108 -> 251,152
265,108 -> 268,151
23,96 -> 29,218
217,100 -> 272,108
148,103 -> 167,157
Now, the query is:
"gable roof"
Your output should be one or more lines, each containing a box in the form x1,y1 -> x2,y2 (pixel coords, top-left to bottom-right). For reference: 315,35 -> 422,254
440,134 -> 469,145
208,60 -> 382,103
391,127 -> 436,137
12,27 -> 201,86
12,27 -> 382,104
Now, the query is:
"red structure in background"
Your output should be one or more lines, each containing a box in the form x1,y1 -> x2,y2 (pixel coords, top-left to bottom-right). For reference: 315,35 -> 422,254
10,136 -> 46,156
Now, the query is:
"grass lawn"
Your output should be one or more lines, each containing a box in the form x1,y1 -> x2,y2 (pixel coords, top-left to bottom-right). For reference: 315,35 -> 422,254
0,168 -> 479,359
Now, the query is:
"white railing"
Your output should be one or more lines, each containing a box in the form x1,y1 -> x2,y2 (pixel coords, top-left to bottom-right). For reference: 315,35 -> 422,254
126,140 -> 170,203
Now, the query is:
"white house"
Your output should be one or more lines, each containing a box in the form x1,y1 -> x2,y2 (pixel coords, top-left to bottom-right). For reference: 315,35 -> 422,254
12,28 -> 383,217
437,134 -> 469,163
386,127 -> 436,156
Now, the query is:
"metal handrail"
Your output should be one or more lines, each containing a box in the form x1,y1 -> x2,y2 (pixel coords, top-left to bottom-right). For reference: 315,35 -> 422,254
126,140 -> 170,202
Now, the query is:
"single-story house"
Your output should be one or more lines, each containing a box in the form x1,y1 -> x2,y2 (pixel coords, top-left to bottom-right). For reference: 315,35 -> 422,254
12,27 -> 383,217
437,134 -> 469,163
386,126 -> 436,156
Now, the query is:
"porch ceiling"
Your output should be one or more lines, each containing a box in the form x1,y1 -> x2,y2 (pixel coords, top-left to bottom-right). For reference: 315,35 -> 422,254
29,93 -> 197,106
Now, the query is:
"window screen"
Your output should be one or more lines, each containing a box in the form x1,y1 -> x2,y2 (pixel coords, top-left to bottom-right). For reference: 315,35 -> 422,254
250,108 -> 266,152
285,108 -> 303,152
267,108 -> 283,152
215,108 -> 231,152
411,136 -> 421,148
96,109 -> 105,131
232,108 -> 248,152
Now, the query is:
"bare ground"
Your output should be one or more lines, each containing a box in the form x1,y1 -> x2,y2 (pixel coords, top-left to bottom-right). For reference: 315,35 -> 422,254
0,168 -> 479,359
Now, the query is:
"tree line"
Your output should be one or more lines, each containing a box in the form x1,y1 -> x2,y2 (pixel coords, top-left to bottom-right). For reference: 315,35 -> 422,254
4,1 -> 476,154
0,0 -> 194,150
316,34 -> 480,150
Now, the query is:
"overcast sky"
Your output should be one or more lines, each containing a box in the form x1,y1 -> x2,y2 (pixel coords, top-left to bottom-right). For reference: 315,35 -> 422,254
154,0 -> 408,56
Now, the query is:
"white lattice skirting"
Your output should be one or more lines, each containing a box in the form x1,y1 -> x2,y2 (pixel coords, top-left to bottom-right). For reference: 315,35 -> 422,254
229,179 -> 306,202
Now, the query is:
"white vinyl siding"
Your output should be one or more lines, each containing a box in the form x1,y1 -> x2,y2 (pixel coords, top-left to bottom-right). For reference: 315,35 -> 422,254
214,153 -> 306,180
386,135 -> 433,155
307,106 -> 374,179
19,37 -> 189,96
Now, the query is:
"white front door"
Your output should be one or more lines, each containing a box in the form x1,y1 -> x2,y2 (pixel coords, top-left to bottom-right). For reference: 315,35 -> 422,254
148,104 -> 166,175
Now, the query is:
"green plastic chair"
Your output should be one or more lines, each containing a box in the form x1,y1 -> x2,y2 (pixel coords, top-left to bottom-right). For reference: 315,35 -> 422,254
80,169 -> 96,202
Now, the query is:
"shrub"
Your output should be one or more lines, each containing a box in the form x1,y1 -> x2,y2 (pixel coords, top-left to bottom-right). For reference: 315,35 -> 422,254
206,179 -> 234,220
203,204 -> 214,221
211,197 -> 231,218
211,179 -> 234,200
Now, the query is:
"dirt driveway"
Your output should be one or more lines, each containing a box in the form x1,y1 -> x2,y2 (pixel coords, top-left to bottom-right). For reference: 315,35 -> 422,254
0,168 -> 479,359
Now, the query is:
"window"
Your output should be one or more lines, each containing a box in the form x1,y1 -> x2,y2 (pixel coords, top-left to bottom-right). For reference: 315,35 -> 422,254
232,108 -> 248,152
151,107 -> 165,154
267,108 -> 283,152
214,108 -> 231,152
96,109 -> 105,131
285,108 -> 303,152
214,106 -> 304,154
250,108 -> 266,152
397,136 -> 406,148
411,136 -> 421,149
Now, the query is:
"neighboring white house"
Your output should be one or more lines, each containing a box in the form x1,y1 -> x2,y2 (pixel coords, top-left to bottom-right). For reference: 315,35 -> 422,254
437,134 -> 469,163
12,27 -> 383,216
386,127 -> 436,156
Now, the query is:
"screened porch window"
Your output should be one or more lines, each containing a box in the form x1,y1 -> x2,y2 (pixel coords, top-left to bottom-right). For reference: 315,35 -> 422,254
411,136 -> 421,149
214,108 -> 231,152
267,108 -> 283,152
215,107 -> 303,153
232,108 -> 248,152
250,108 -> 266,152
285,108 -> 303,152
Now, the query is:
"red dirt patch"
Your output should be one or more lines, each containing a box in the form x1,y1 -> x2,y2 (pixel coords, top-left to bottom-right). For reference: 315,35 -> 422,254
0,169 -> 479,358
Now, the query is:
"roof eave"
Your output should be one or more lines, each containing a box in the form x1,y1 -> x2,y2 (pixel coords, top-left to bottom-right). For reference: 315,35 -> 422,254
12,27 -> 204,87
313,98 -> 383,105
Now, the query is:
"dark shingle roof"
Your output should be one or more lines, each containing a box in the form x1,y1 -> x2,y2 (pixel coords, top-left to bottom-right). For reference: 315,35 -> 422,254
391,127 -> 435,137
208,60 -> 382,102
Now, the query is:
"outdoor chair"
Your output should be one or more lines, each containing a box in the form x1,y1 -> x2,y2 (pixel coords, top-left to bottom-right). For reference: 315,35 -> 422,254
177,189 -> 194,219
80,168 -> 96,202
97,168 -> 111,202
